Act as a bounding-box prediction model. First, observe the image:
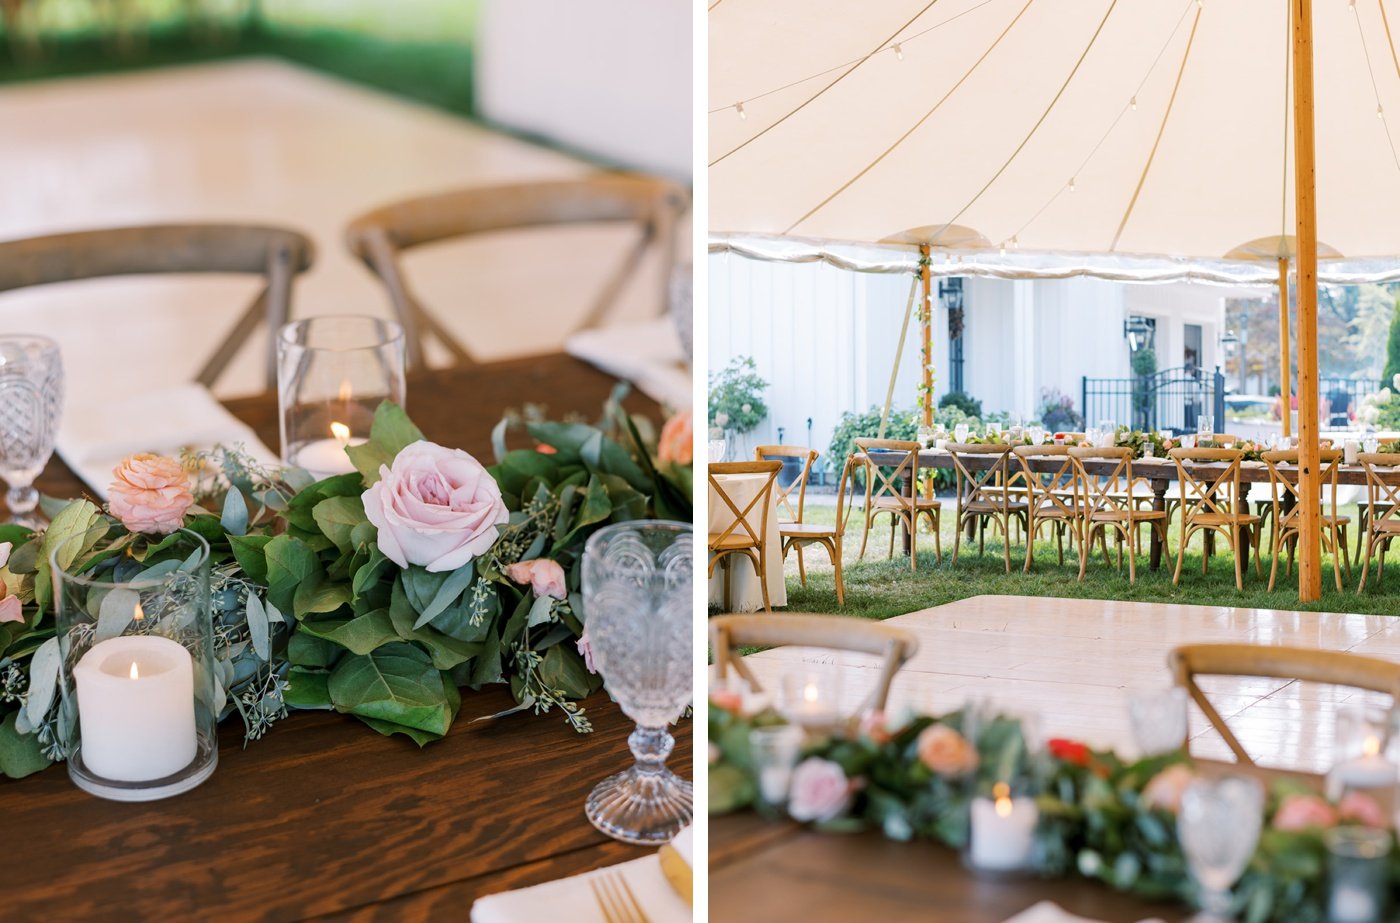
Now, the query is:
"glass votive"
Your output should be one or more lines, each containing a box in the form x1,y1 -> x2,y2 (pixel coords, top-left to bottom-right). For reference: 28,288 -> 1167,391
1326,826 -> 1391,923
779,672 -> 843,729
52,526 -> 217,801
1336,705 -> 1391,764
1128,686 -> 1189,757
748,725 -> 805,807
966,780 -> 1040,874
277,316 -> 406,477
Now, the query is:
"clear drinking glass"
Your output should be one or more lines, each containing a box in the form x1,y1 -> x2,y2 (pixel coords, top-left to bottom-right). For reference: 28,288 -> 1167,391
1198,415 -> 1214,437
581,520 -> 693,845
52,526 -> 217,801
1178,775 -> 1264,920
779,671 -> 844,729
1364,437 -> 1380,454
1327,826 -> 1390,923
954,423 -> 970,443
749,725 -> 805,806
1128,687 -> 1189,757
0,335 -> 63,527
1028,425 -> 1045,445
277,317 -> 406,478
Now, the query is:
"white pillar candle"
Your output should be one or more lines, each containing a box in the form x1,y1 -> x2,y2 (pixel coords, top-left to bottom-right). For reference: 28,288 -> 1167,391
758,765 -> 793,804
73,635 -> 197,782
1346,440 -> 1361,465
293,422 -> 367,477
969,785 -> 1040,871
1330,883 -> 1379,923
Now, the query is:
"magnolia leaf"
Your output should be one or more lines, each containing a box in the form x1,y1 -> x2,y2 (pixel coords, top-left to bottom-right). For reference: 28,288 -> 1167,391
25,637 -> 61,727
264,535 -> 320,614
221,487 -> 250,536
246,593 -> 271,661
95,588 -> 142,643
294,581 -> 351,618
287,632 -> 341,669
368,401 -> 424,455
413,563 -> 476,629
36,500 -> 103,608
284,668 -> 333,710
299,609 -> 399,655
0,712 -> 51,779
312,495 -> 367,553
328,642 -> 455,737
357,715 -> 440,746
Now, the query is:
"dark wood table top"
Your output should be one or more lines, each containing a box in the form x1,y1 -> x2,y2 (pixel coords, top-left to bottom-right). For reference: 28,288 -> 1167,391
2,353 -> 691,921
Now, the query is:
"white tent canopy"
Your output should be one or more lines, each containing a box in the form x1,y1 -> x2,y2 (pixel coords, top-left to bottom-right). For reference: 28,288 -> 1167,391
709,0 -> 1400,272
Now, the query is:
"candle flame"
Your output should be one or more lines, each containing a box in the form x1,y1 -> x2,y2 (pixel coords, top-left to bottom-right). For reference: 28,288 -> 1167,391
133,602 -> 144,622
1365,736 -> 1382,757
803,683 -> 818,703
330,421 -> 351,444
338,379 -> 352,402
129,661 -> 139,680
994,781 -> 1013,817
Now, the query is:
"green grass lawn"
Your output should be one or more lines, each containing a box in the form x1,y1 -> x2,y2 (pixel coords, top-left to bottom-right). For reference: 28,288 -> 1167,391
742,501 -> 1400,620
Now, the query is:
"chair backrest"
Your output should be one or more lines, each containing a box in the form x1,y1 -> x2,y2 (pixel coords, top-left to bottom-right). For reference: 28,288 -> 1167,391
1358,453 -> 1400,530
1013,444 -> 1075,518
853,438 -> 920,510
346,174 -> 690,370
0,224 -> 315,391
711,613 -> 920,714
708,461 -> 781,549
947,442 -> 1017,511
754,444 -> 819,523
1068,446 -> 1135,519
1169,447 -> 1245,517
1170,643 -> 1400,764
1262,449 -> 1342,533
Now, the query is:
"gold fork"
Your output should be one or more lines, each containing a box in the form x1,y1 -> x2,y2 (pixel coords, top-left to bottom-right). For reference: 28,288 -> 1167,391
589,870 -> 651,923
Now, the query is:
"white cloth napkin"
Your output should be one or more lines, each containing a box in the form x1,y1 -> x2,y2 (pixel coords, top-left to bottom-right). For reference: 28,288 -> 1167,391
565,319 -> 691,411
56,383 -> 279,499
1002,901 -> 1167,923
469,850 -> 690,923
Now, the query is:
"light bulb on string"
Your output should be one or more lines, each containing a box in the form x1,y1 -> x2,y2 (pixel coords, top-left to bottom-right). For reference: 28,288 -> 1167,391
1379,104 -> 1385,120
735,102 -> 746,120
1069,177 -> 1077,193
892,43 -> 904,61
1011,236 -> 1019,249
999,242 -> 1007,256
1130,96 -> 1137,111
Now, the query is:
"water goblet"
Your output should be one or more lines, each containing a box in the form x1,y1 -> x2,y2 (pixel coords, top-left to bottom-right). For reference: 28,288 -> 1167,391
0,335 -> 63,528
581,520 -> 693,845
1128,687 -> 1188,757
1178,775 -> 1264,920
1198,415 -> 1214,437
1028,425 -> 1045,446
749,725 -> 805,807
986,421 -> 1002,438
954,423 -> 970,444
1364,437 -> 1380,455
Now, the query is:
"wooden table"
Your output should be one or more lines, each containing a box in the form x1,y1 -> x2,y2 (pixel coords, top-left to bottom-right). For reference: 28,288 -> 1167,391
0,353 -> 692,921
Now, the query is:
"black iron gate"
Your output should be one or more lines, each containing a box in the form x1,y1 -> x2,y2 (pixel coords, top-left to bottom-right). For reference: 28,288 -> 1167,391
1082,365 -> 1226,434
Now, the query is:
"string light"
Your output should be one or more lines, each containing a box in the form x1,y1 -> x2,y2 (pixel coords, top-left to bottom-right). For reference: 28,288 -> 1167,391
1130,96 -> 1137,111
1379,104 -> 1386,119
1068,177 -> 1077,192
892,43 -> 904,61
1011,236 -> 1020,249
999,242 -> 1007,256
735,102 -> 746,120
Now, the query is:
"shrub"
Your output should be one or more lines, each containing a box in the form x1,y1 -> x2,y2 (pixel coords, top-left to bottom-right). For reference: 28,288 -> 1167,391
708,357 -> 768,434
1384,299 -> 1400,387
938,391 -> 982,418
1038,389 -> 1082,431
827,403 -> 1005,490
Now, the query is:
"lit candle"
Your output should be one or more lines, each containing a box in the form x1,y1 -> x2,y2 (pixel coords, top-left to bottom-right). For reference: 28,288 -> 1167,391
73,634 -> 196,782
758,765 -> 793,804
293,420 -> 365,477
784,678 -> 839,728
1328,736 -> 1396,796
1329,883 -> 1379,923
969,782 -> 1040,871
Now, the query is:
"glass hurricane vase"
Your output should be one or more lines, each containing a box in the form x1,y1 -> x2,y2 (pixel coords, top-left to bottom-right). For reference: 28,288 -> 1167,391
0,335 -> 63,528
581,520 -> 693,845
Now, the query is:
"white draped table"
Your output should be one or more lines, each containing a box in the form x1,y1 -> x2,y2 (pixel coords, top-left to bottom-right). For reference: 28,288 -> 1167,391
708,471 -> 787,612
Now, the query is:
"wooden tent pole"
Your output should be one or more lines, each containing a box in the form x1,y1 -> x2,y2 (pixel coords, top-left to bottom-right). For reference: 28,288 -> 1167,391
1278,256 -> 1292,438
1292,0 -> 1322,601
920,244 -> 934,427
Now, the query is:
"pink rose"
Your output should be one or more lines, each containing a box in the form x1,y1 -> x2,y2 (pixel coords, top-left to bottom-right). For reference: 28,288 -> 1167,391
1338,791 -> 1388,828
859,710 -> 893,745
788,757 -> 851,822
917,724 -> 979,777
1273,793 -> 1338,831
0,542 -> 21,624
1141,764 -> 1195,814
505,558 -> 568,600
362,441 -> 509,572
108,454 -> 194,535
658,408 -> 693,466
576,628 -> 597,674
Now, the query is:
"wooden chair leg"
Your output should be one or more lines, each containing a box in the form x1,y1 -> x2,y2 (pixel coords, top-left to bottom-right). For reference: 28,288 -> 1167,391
978,519 -> 986,557
888,515 -> 896,560
722,556 -> 732,610
1023,516 -> 1036,574
830,538 -> 845,606
1056,524 -> 1065,565
909,513 -> 919,572
1268,529 -> 1282,592
1340,526 -> 1352,582
1173,526 -> 1187,586
933,510 -> 942,563
858,511 -> 872,561
756,548 -> 772,613
1231,526 -> 1244,591
795,543 -> 807,587
952,514 -> 963,567
1127,524 -> 1138,585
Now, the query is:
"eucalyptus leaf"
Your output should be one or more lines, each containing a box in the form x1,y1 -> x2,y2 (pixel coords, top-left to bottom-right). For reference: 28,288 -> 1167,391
24,637 -> 61,727
246,593 -> 271,661
412,563 -> 476,629
221,487 -> 250,536
525,594 -> 554,629
94,588 -> 142,642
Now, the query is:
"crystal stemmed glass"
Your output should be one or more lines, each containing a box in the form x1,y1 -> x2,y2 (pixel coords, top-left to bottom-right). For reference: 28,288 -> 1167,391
581,520 -> 693,845
0,336 -> 63,528
1128,687 -> 1189,757
1178,775 -> 1265,920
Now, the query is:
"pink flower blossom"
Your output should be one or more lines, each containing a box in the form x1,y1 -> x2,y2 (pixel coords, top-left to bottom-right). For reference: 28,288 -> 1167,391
505,558 -> 568,600
0,542 -> 10,570
1272,793 -> 1338,831
1141,764 -> 1195,814
916,724 -> 979,777
787,757 -> 851,823
859,710 -> 893,745
0,595 -> 20,624
576,629 -> 597,674
108,454 -> 194,534
1338,791 -> 1388,828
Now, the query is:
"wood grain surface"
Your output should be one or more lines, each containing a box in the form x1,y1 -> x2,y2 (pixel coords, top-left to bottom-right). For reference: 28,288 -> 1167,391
1,354 -> 690,921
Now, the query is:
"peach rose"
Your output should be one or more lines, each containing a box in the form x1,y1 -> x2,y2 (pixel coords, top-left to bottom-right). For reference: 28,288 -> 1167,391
0,542 -> 20,625
1272,793 -> 1337,831
859,710 -> 893,745
1141,764 -> 1195,814
363,441 -> 509,572
916,724 -> 979,777
505,558 -> 568,600
1338,791 -> 1388,828
108,454 -> 194,535
658,408 -> 693,466
788,757 -> 851,822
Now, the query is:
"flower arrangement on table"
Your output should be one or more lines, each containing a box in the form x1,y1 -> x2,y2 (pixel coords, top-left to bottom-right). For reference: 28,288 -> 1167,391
709,700 -> 1382,923
0,397 -> 693,779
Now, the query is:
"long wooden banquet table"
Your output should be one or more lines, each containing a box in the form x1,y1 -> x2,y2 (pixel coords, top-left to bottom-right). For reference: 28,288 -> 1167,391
0,353 -> 693,921
874,447 -> 1393,569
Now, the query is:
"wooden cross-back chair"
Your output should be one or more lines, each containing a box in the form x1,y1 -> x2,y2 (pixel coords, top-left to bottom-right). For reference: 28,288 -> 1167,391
708,461 -> 781,613
753,445 -> 818,524
1261,449 -> 1350,592
346,174 -> 689,371
1357,453 -> 1400,592
947,443 -> 1027,573
1069,447 -> 1168,585
1168,448 -> 1262,591
853,438 -> 941,570
1170,644 -> 1400,765
779,455 -> 856,605
0,224 -> 314,391
710,614 -> 920,716
1012,445 -> 1078,573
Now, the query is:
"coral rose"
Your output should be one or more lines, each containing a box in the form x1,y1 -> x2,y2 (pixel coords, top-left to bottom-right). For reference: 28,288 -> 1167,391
658,408 -> 693,466
506,558 -> 568,600
1141,764 -> 1195,814
108,454 -> 194,535
859,710 -> 893,745
787,757 -> 851,823
1272,793 -> 1338,831
916,724 -> 979,777
0,542 -> 20,624
362,441 -> 509,573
